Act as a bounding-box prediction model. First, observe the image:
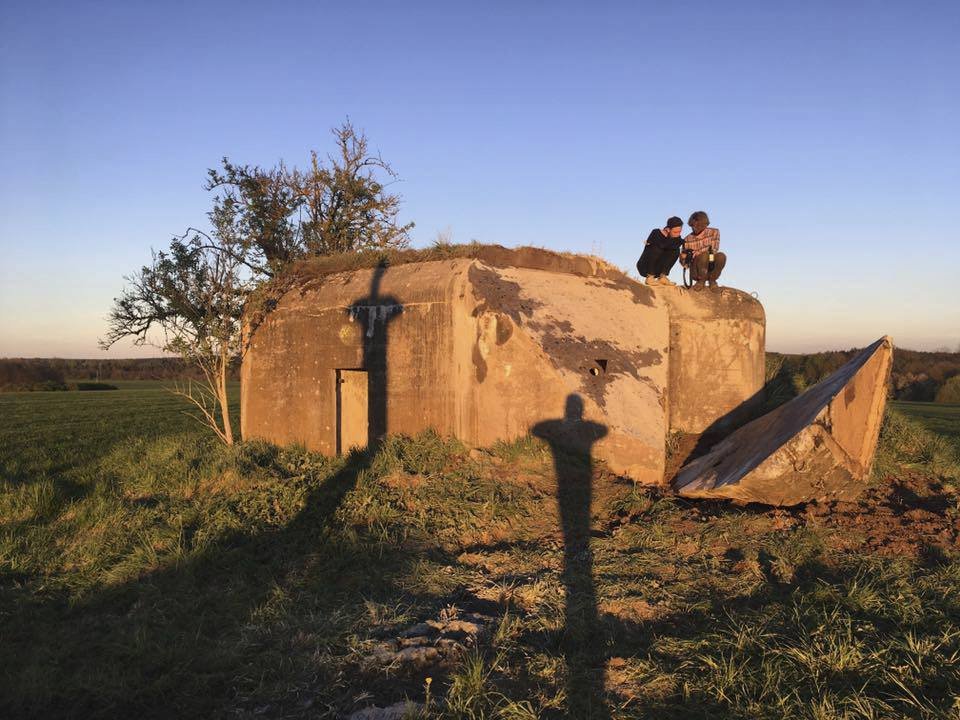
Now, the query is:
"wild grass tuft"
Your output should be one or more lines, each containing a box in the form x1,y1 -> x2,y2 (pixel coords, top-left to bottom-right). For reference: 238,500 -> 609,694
875,408 -> 960,481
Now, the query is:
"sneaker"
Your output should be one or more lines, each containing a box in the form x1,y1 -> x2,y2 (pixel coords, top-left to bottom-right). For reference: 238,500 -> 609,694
659,277 -> 677,287
645,275 -> 660,286
692,281 -> 706,291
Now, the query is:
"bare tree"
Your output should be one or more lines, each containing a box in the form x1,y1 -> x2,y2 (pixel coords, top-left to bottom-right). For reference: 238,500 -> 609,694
102,120 -> 413,445
101,205 -> 250,445
205,119 -> 414,273
294,121 -> 414,255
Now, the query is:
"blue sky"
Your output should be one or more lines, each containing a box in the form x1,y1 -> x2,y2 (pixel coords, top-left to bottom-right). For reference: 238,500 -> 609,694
1,0 -> 957,357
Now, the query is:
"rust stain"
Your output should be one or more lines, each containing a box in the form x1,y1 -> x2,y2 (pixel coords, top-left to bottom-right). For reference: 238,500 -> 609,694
495,314 -> 514,345
844,383 -> 856,406
472,342 -> 487,383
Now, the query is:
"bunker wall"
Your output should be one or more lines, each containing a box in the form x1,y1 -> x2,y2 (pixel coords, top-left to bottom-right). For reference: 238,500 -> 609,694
662,290 -> 766,435
458,264 -> 671,484
240,262 -> 467,452
241,251 -> 769,488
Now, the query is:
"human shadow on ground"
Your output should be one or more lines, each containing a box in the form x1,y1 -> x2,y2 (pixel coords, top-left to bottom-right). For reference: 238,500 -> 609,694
533,394 -> 610,720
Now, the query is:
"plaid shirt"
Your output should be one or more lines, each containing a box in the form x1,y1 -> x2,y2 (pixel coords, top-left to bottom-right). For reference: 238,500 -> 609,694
684,227 -> 720,258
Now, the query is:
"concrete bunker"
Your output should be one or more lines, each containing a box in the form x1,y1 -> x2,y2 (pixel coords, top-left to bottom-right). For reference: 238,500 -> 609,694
241,245 -> 888,505
242,246 -> 765,487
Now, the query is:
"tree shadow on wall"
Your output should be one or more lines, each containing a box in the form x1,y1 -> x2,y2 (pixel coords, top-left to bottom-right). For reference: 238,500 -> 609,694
347,262 -> 402,449
533,394 -> 610,720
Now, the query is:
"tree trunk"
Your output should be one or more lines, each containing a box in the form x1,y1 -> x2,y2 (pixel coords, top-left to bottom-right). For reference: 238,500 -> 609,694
219,355 -> 234,446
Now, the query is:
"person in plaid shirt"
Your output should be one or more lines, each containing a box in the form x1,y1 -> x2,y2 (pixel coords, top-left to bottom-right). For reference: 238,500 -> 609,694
680,210 -> 726,292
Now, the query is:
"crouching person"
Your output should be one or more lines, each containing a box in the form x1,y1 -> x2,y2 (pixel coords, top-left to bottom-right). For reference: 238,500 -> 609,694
682,210 -> 726,292
637,216 -> 684,286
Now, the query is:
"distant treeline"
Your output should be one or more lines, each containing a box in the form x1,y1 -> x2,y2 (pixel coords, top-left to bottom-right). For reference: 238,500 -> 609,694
0,357 -> 239,390
768,347 -> 960,404
0,359 -> 70,391
4,350 -> 959,401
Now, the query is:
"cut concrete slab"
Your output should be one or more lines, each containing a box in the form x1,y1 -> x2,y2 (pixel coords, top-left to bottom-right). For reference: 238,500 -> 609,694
673,336 -> 893,506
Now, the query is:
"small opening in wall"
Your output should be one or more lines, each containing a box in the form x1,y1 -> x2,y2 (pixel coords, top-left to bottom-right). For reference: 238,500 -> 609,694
588,359 -> 608,376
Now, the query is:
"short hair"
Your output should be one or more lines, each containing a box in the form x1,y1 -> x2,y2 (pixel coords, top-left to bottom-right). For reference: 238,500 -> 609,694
688,210 -> 710,225
666,216 -> 683,229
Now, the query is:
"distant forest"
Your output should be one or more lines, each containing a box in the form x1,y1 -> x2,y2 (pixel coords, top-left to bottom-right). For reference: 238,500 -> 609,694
2,350 -> 959,401
768,347 -> 960,403
0,358 -> 238,391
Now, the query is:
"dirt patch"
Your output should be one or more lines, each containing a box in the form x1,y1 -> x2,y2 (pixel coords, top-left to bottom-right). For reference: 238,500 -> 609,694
380,472 -> 426,490
481,440 -> 960,562
805,472 -> 960,557
600,598 -> 661,622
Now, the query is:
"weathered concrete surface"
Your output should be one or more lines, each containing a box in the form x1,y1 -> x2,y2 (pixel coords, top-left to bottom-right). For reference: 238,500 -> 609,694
660,288 -> 766,434
461,263 -> 669,483
242,252 -> 674,483
673,336 -> 893,506
241,246 -> 770,486
241,261 -> 463,454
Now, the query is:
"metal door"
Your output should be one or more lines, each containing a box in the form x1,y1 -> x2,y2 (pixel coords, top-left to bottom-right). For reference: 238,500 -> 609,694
337,370 -> 368,453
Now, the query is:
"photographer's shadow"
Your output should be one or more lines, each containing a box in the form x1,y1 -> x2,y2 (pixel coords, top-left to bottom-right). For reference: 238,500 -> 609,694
533,394 -> 610,719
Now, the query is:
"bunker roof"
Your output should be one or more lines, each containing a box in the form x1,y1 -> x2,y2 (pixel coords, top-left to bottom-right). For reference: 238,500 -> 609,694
269,243 -> 631,290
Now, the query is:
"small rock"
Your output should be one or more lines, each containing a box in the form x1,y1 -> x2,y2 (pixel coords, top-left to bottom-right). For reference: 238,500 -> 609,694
365,641 -> 399,664
395,645 -> 440,665
400,623 -> 439,639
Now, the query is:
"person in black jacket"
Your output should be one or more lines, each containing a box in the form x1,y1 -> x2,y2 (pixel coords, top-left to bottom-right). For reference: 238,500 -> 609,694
637,216 -> 684,286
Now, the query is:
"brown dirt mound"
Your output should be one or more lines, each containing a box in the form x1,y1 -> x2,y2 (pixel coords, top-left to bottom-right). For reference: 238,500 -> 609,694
805,472 -> 960,557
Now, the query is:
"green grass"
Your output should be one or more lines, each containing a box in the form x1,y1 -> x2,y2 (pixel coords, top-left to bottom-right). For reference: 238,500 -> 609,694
2,389 -> 960,718
894,401 -> 960,444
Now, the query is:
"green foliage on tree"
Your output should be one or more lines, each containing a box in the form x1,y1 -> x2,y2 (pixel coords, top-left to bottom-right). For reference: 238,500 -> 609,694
101,219 -> 250,444
205,120 -> 414,276
936,375 -> 960,404
102,120 -> 412,444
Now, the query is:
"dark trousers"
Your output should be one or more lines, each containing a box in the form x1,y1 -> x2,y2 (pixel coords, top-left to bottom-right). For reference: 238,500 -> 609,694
690,251 -> 727,281
636,245 -> 679,278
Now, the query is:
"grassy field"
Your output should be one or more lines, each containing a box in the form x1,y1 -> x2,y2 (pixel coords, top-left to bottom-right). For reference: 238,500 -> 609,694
2,388 -> 960,718
894,401 -> 960,444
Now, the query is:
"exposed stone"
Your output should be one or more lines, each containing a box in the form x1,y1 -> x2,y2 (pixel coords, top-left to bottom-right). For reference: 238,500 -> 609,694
394,646 -> 440,665
673,337 -> 893,506
361,607 -> 493,668
400,623 -> 438,639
